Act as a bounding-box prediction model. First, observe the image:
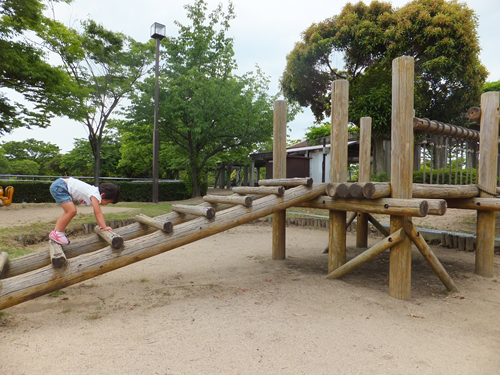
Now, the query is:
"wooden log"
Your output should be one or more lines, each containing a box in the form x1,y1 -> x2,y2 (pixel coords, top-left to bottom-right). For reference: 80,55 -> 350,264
203,194 -> 253,207
135,214 -> 174,233
326,183 -> 350,197
349,183 -> 364,199
403,221 -> 458,292
172,204 -> 216,219
272,100 -> 287,261
94,227 -> 124,249
232,186 -> 285,196
368,214 -> 390,237
329,79 -> 349,272
467,107 -> 481,123
413,117 -> 480,142
0,183 -> 327,310
413,184 -> 479,199
363,182 -> 479,199
258,178 -> 312,187
321,211 -> 357,254
390,56 -> 414,300
0,252 -> 9,276
446,198 -> 500,211
48,242 -> 67,268
363,182 -> 391,199
326,228 -> 405,279
297,197 -> 430,217
337,183 -> 354,198
426,199 -> 447,216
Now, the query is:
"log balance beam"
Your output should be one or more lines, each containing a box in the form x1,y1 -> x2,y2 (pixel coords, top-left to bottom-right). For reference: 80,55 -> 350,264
0,183 -> 327,311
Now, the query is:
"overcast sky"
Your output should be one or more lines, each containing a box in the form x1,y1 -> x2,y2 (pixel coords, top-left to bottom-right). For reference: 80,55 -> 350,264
2,0 -> 499,153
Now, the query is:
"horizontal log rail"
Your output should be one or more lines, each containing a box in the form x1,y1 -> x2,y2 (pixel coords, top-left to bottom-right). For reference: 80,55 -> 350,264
203,194 -> 252,207
413,117 -> 480,141
445,198 -> 500,211
362,182 -> 480,200
0,183 -> 327,311
297,196 -> 441,217
135,214 -> 174,233
232,186 -> 285,196
172,204 -> 216,219
259,177 -> 313,187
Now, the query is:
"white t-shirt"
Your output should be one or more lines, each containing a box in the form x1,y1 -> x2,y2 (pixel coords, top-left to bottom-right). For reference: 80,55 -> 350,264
66,178 -> 101,206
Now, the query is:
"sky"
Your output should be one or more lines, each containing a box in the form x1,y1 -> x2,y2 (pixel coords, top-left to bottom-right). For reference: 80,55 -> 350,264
2,0 -> 499,153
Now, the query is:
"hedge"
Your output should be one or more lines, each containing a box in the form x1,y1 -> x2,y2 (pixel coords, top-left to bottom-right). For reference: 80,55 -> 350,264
0,180 -> 203,203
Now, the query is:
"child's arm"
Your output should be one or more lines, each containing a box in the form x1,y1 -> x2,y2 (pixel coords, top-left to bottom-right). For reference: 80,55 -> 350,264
90,196 -> 112,231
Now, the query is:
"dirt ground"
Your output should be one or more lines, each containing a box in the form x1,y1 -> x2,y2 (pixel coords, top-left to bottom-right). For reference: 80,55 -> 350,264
1,193 -> 499,375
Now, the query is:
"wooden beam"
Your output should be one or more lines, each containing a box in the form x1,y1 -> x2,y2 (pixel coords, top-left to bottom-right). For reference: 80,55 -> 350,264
476,92 -> 500,277
446,198 -> 500,211
326,183 -> 349,198
368,214 -> 390,237
363,182 -> 391,199
259,178 -> 312,187
94,227 -> 124,250
232,186 -> 285,196
389,56 -> 414,300
298,197 -> 431,217
135,214 -> 173,233
203,194 -> 252,207
0,183 -> 327,311
403,221 -> 458,292
48,242 -> 66,268
172,204 -> 216,219
356,117 -> 372,248
362,182 -> 479,199
413,117 -> 480,142
326,228 -> 405,279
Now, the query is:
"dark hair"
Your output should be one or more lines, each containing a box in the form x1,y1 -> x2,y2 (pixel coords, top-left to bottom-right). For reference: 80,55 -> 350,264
99,183 -> 120,204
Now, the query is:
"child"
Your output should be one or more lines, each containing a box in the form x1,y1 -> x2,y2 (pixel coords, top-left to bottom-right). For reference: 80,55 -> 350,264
49,177 -> 120,245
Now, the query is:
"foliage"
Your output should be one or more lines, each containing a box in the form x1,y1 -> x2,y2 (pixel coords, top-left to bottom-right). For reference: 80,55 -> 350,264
1,138 -> 61,174
111,181 -> 190,202
43,17 -> 153,184
0,0 -> 78,134
281,0 -> 487,135
0,148 -> 10,173
413,166 -> 477,184
128,0 -> 277,197
9,159 -> 40,175
483,81 -> 500,93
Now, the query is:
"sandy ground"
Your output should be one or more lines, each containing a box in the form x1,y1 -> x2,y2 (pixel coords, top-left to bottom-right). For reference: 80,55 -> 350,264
1,194 -> 499,374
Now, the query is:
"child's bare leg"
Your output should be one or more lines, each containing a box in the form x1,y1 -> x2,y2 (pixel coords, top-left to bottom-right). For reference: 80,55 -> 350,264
55,201 -> 77,232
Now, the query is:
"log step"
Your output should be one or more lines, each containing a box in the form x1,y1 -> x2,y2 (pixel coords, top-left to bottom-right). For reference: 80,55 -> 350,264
94,227 -> 124,249
0,252 -> 9,276
258,177 -> 312,187
135,214 -> 174,233
48,241 -> 67,268
232,186 -> 285,196
203,194 -> 252,207
172,204 -> 216,219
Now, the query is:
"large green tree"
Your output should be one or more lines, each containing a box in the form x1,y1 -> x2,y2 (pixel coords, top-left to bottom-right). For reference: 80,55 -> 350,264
281,0 -> 487,173
42,18 -> 153,184
129,0 -> 276,197
1,138 -> 60,174
0,0 -> 77,134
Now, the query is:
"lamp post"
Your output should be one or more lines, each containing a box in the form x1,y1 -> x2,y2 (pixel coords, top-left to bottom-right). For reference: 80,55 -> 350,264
150,22 -> 166,203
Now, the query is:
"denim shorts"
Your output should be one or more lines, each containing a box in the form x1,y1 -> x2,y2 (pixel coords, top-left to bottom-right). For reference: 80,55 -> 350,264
50,178 -> 72,204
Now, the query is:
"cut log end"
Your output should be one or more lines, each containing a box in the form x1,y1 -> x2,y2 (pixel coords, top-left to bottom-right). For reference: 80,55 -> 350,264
206,207 -> 216,220
163,221 -> 174,233
49,242 -> 67,268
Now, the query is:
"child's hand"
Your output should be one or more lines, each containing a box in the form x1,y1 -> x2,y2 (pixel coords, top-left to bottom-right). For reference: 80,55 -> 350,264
99,226 -> 113,231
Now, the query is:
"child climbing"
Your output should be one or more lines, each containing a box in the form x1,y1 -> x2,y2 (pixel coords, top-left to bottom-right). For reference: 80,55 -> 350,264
49,177 -> 120,245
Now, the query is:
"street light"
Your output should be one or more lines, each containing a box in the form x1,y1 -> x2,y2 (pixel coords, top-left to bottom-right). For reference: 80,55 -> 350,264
151,22 -> 166,203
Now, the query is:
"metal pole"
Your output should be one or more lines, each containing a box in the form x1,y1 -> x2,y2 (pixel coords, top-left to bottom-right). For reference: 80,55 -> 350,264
153,37 -> 160,203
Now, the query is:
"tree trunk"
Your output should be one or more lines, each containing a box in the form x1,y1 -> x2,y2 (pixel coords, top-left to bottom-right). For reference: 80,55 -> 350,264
91,136 -> 102,186
191,168 -> 201,198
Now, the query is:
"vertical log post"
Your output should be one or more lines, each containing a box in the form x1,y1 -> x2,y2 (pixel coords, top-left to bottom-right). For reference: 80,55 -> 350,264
329,80 -> 349,272
389,56 -> 414,300
356,117 -> 372,248
272,100 -> 287,260
476,91 -> 500,277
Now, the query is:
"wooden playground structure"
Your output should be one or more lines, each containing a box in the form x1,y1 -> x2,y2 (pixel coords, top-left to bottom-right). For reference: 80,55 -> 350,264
0,56 -> 499,309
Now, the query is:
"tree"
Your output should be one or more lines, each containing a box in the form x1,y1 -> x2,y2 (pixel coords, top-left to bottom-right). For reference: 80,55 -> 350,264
129,0 -> 276,197
43,18 -> 153,184
483,81 -> 500,93
281,0 -> 487,173
0,0 -> 77,134
1,138 -> 61,174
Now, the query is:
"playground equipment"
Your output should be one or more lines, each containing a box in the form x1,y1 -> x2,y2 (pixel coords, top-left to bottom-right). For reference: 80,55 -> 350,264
0,56 -> 498,310
0,186 -> 14,206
